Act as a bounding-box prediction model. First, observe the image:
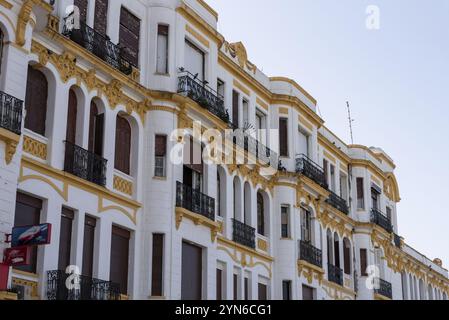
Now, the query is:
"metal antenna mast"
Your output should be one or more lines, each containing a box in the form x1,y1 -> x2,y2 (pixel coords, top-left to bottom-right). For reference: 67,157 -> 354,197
347,101 -> 355,144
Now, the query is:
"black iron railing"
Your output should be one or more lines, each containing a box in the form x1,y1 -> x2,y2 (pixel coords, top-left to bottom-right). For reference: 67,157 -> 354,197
296,154 -> 328,189
64,141 -> 107,187
176,181 -> 215,221
326,191 -> 349,215
62,16 -> 133,75
47,270 -> 121,300
328,263 -> 344,286
394,234 -> 402,248
0,90 -> 22,135
371,208 -> 393,233
178,70 -> 229,123
299,240 -> 322,268
374,278 -> 392,299
232,219 -> 256,249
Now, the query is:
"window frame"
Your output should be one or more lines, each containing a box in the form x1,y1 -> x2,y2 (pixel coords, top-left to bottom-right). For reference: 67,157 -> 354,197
156,24 -> 169,74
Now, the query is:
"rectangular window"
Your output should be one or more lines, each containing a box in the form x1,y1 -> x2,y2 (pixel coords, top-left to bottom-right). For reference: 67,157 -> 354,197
300,207 -> 312,243
217,79 -> 225,98
282,280 -> 292,300
14,193 -> 42,274
233,273 -> 238,300
94,0 -> 109,35
281,206 -> 290,238
356,178 -> 365,209
181,242 -> 203,300
298,128 -> 309,157
82,216 -> 96,277
110,226 -> 130,295
279,118 -> 288,157
232,90 -> 239,127
156,25 -> 169,74
340,172 -> 348,201
58,208 -> 74,271
185,40 -> 205,81
242,99 -> 249,126
216,268 -> 223,300
360,249 -> 368,276
151,234 -> 164,296
386,207 -> 392,221
119,7 -> 140,66
154,135 -> 167,177
0,30 -> 4,75
244,277 -> 249,300
256,111 -> 267,144
323,159 -> 329,185
302,285 -> 315,300
330,164 -> 336,192
371,187 -> 380,210
258,283 -> 268,300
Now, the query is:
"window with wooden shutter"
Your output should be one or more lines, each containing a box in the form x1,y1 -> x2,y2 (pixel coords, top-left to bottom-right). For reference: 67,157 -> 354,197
232,90 -> 239,127
185,40 -> 205,81
233,273 -> 238,300
184,136 -> 203,175
14,193 -> 42,274
115,115 -> 131,175
88,102 -> 104,156
181,241 -> 202,300
25,66 -> 48,136
156,25 -> 169,74
66,89 -> 78,144
323,159 -> 329,185
82,215 -> 96,278
151,234 -> 164,297
155,135 -> 167,177
119,7 -> 140,67
281,205 -> 290,238
356,177 -> 365,209
302,285 -> 315,300
360,248 -> 368,276
74,0 -> 88,23
58,208 -> 75,271
216,269 -> 223,300
334,235 -> 340,268
110,226 -> 130,295
257,192 -> 265,236
244,277 -> 249,300
0,30 -> 4,75
282,280 -> 292,300
94,0 -> 109,35
343,239 -> 351,275
279,118 -> 288,157
258,283 -> 267,300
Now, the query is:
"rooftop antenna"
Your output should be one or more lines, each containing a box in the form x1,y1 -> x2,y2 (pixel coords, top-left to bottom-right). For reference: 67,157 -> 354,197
347,101 -> 355,145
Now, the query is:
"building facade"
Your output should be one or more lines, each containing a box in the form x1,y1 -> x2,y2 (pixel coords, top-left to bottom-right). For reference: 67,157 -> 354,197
0,0 -> 447,300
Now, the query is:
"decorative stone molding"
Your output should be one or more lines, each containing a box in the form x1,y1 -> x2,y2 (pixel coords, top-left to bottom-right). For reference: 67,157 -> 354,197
23,135 -> 47,160
0,128 -> 20,164
297,260 -> 324,285
257,238 -> 268,253
16,0 -> 53,46
224,41 -> 257,74
113,175 -> 133,196
175,207 -> 221,243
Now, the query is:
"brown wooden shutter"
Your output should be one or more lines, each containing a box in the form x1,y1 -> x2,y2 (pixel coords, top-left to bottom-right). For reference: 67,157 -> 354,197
25,66 -> 48,136
82,216 -> 96,277
88,102 -> 98,153
151,234 -> 164,297
119,7 -> 140,66
94,113 -> 104,156
181,241 -> 202,300
258,283 -> 267,300
344,241 -> 351,275
233,274 -> 238,300
115,116 -> 131,174
244,278 -> 249,300
232,90 -> 239,127
360,249 -> 368,276
110,226 -> 130,295
74,0 -> 88,23
0,30 -> 4,75
334,238 -> 340,268
94,0 -> 109,35
216,269 -> 223,300
357,178 -> 364,200
185,137 -> 203,174
323,159 -> 329,183
302,285 -> 314,300
155,135 -> 167,157
58,208 -> 74,271
14,192 -> 42,274
279,118 -> 288,157
66,90 -> 78,144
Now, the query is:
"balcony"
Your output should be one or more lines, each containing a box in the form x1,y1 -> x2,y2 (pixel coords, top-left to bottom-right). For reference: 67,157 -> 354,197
0,90 -> 23,135
62,17 -> 133,75
64,141 -> 107,187
394,234 -> 402,248
176,181 -> 215,221
178,70 -> 230,124
296,155 -> 328,189
371,208 -> 393,233
47,270 -> 121,300
374,278 -> 392,299
232,219 -> 256,249
298,240 -> 322,268
328,263 -> 343,286
326,191 -> 349,215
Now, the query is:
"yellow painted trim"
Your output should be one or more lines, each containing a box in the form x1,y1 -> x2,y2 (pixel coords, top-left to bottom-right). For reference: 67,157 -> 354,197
374,293 -> 391,301
299,116 -> 314,132
233,79 -> 250,96
0,0 -> 13,9
323,150 -> 337,164
371,175 -> 382,187
23,135 -> 47,160
318,133 -> 350,165
217,236 -> 274,263
185,24 -> 210,48
322,279 -> 357,297
98,196 -> 137,225
279,107 -> 289,115
175,207 -> 220,242
0,127 -> 20,164
256,97 -> 269,111
269,76 -> 317,106
197,0 -> 219,20
0,291 -> 18,300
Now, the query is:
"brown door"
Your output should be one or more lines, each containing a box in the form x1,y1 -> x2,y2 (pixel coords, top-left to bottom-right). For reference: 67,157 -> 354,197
88,102 -> 104,156
110,226 -> 130,295
94,0 -> 109,35
181,241 -> 202,300
58,208 -> 74,271
14,193 -> 42,274
25,66 -> 48,136
258,283 -> 267,300
151,234 -> 164,297
232,90 -> 239,127
216,269 -> 223,300
119,7 -> 140,66
74,0 -> 88,23
302,285 -> 315,300
66,89 -> 77,144
114,116 -> 131,174
82,216 -> 96,277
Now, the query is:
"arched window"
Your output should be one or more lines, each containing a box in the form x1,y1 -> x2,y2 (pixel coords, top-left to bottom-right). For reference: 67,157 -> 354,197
333,233 -> 340,268
326,229 -> 333,265
88,101 -> 104,156
0,29 -> 4,75
233,177 -> 242,221
343,238 -> 351,275
115,115 -> 132,174
257,192 -> 264,236
66,89 -> 78,144
428,285 -> 434,300
401,272 -> 408,300
25,66 -> 48,136
409,274 -> 414,300
217,171 -> 221,217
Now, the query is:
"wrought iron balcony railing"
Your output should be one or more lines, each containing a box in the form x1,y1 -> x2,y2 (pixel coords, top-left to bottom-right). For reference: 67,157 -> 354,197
62,17 -> 133,75
299,240 -> 323,268
0,90 -> 23,135
371,208 -> 393,233
176,181 -> 215,221
374,278 -> 392,299
326,191 -> 349,215
178,70 -> 230,123
328,263 -> 344,286
47,270 -> 121,300
64,141 -> 107,187
232,219 -> 256,249
296,154 -> 328,189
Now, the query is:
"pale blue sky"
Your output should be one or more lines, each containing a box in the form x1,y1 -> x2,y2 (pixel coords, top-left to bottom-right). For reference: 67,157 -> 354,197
207,0 -> 449,266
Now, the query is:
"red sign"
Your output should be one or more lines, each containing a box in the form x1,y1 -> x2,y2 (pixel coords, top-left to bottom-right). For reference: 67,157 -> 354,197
3,247 -> 31,266
0,263 -> 9,290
